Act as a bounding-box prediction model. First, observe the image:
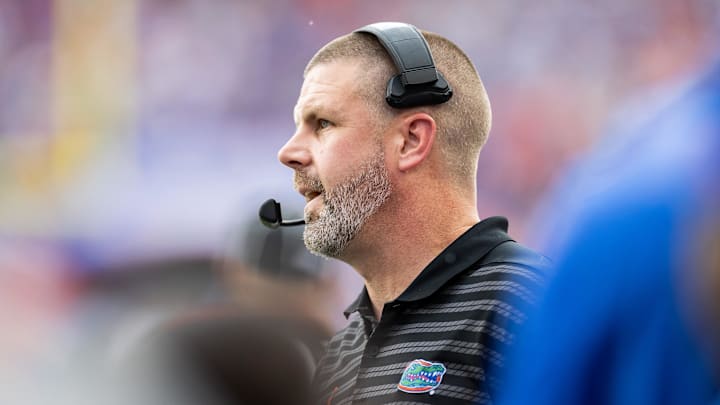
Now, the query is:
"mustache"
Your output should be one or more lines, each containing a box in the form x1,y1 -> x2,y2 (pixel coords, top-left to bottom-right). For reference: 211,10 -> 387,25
293,171 -> 325,193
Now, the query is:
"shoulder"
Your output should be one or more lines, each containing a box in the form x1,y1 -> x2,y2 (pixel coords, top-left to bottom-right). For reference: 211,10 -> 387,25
455,241 -> 550,313
472,241 -> 550,284
486,241 -> 551,271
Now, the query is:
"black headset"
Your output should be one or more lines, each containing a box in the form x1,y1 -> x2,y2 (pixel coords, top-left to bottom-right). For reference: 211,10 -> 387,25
354,22 -> 453,108
260,22 -> 452,228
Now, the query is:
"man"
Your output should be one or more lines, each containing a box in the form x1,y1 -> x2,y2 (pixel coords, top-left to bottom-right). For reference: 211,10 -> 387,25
277,22 -> 547,404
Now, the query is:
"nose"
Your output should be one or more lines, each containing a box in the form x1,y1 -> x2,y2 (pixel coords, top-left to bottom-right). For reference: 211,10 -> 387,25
277,130 -> 311,169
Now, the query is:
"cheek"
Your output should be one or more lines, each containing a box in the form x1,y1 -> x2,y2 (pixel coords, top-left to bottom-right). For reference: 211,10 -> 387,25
317,163 -> 345,192
316,142 -> 360,185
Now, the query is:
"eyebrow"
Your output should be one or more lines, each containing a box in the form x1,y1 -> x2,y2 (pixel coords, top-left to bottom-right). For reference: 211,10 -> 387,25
294,100 -> 345,128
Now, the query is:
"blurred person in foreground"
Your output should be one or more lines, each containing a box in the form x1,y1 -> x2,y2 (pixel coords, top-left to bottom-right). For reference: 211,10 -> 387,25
103,211 -> 338,405
276,22 -> 548,404
497,54 -> 720,404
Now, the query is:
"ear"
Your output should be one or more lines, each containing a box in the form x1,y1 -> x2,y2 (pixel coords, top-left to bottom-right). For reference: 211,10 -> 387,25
397,112 -> 437,172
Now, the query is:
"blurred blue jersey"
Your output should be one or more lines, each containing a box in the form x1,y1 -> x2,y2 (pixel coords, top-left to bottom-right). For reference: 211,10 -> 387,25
498,60 -> 720,404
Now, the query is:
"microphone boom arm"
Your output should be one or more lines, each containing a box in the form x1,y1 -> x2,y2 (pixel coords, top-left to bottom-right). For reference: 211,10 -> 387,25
259,198 -> 306,229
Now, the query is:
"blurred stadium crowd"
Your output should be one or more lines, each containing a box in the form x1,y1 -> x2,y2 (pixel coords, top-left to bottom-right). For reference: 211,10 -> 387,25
0,0 -> 718,403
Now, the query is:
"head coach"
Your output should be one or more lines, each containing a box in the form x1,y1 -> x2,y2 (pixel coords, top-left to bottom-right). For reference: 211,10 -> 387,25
266,22 -> 549,404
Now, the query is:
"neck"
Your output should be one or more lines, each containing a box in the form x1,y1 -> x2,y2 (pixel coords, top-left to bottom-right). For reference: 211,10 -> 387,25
340,188 -> 479,319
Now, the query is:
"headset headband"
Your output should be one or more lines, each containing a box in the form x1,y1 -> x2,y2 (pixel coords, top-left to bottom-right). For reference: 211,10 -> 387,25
354,22 -> 453,108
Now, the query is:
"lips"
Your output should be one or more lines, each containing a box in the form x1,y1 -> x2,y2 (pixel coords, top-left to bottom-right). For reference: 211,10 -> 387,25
304,190 -> 322,202
294,172 -> 325,206
298,186 -> 323,203
300,187 -> 324,223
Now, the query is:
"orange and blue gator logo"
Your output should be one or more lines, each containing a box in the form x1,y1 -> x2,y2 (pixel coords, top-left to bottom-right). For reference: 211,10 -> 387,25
397,359 -> 447,394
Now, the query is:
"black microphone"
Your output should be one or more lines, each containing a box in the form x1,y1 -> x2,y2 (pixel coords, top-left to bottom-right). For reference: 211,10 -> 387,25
258,198 -> 306,229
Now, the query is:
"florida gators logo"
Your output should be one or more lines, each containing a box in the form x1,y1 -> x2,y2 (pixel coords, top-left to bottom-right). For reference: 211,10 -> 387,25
397,359 -> 447,394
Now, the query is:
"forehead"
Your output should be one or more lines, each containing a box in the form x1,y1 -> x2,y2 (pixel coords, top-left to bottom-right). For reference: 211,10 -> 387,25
294,60 -> 366,121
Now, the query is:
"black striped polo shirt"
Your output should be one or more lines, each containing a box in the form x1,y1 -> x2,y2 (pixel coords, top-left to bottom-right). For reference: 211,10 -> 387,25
312,217 -> 548,404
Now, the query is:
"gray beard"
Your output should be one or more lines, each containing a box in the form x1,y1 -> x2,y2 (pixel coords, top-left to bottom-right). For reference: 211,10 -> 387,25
301,151 -> 391,259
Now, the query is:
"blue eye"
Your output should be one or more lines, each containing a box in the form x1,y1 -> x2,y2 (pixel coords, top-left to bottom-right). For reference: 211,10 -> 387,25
318,119 -> 332,129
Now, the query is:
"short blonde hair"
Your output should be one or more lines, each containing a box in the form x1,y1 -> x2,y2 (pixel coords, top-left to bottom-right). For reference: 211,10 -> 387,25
305,27 -> 492,185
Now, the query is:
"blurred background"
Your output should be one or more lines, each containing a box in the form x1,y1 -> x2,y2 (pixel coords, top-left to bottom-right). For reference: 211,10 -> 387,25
0,0 -> 718,403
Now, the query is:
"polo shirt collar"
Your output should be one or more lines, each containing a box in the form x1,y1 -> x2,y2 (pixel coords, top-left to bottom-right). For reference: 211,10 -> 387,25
344,216 -> 513,318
